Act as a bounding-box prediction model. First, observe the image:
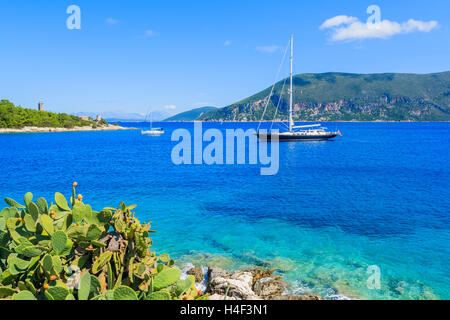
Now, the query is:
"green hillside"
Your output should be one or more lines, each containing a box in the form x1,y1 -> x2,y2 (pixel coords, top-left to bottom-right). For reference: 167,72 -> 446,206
164,106 -> 218,121
199,72 -> 450,121
0,100 -> 106,129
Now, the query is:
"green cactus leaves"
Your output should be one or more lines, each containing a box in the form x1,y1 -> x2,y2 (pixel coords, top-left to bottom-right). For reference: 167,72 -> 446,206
114,219 -> 126,233
90,275 -> 102,297
0,186 -> 206,301
52,256 -> 63,274
8,256 -> 30,275
0,286 -> 16,299
24,192 -> 33,207
51,231 -> 68,255
156,263 -> 164,273
0,217 -> 6,232
66,224 -> 102,242
2,207 -> 19,219
92,251 -> 113,274
13,290 -> 37,300
27,202 -> 39,221
72,202 -> 89,223
55,192 -> 71,211
175,276 -> 195,296
86,224 -> 102,241
47,286 -> 69,300
36,197 -> 48,214
40,214 -> 54,235
22,246 -> 46,258
92,210 -> 112,226
159,253 -> 170,263
136,262 -> 146,277
42,254 -> 53,273
153,267 -> 182,291
66,225 -> 87,240
4,197 -> 25,209
14,237 -> 33,252
126,204 -> 137,211
72,203 -> 106,227
113,285 -> 138,300
59,239 -> 73,257
6,217 -> 20,231
78,272 -> 91,300
91,240 -> 107,248
23,214 -> 36,232
146,290 -> 171,300
107,262 -> 114,289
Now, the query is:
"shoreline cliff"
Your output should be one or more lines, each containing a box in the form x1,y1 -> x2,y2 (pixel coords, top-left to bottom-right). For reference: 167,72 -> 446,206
182,264 -> 328,300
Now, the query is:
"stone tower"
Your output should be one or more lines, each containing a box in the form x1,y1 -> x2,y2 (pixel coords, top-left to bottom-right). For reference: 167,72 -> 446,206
38,101 -> 44,111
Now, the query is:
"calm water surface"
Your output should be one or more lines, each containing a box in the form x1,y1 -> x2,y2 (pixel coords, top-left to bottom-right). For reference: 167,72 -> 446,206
0,122 -> 448,299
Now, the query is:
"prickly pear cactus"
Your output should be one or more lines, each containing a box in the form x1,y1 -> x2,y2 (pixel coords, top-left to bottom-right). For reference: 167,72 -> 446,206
0,184 -> 208,301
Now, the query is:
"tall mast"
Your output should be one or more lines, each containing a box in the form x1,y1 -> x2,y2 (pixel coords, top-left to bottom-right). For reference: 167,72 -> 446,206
289,34 -> 294,133
150,106 -> 153,130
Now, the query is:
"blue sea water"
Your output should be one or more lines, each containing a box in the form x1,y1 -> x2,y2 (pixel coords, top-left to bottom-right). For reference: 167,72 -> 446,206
0,122 -> 449,300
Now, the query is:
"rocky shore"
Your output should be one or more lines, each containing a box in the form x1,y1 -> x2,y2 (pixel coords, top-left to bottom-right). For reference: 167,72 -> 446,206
0,124 -> 136,134
184,265 -> 323,301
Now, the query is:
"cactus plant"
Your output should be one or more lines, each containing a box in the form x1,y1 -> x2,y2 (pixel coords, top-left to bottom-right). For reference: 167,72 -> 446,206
51,231 -> 68,255
113,285 -> 138,300
0,184 -> 208,301
153,268 -> 182,291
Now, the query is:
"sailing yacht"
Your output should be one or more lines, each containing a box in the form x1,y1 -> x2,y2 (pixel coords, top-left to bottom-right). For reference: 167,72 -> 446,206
142,108 -> 164,136
256,35 -> 341,141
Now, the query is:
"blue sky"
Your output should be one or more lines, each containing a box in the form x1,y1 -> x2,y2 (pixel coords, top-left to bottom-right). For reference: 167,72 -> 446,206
0,0 -> 448,115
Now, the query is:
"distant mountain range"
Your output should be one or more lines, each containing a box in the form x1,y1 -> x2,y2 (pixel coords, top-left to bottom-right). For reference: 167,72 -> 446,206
72,111 -> 170,122
199,72 -> 450,122
164,106 -> 218,121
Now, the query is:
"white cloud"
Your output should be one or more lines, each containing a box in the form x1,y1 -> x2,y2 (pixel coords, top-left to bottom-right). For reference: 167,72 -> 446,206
106,18 -> 119,25
320,15 -> 438,41
320,15 -> 358,29
145,30 -> 157,37
224,40 -> 232,46
403,19 -> 438,32
164,105 -> 177,110
256,45 -> 279,53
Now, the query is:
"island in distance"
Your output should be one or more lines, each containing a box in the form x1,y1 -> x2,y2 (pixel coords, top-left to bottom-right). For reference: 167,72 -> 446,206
197,72 -> 450,122
164,106 -> 218,121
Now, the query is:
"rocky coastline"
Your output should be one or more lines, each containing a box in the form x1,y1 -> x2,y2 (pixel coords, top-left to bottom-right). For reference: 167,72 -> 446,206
184,265 -> 323,301
0,124 -> 136,134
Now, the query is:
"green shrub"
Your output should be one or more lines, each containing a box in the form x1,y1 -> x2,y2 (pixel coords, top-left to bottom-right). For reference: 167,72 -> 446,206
0,184 -> 207,300
64,121 -> 74,129
0,100 -> 99,129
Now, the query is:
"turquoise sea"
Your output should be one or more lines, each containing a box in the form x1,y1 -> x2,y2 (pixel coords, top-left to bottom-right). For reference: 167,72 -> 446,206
0,122 -> 449,300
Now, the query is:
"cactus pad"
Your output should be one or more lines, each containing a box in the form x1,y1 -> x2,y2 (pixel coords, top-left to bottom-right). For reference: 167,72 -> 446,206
113,286 -> 138,300
51,231 -> 68,255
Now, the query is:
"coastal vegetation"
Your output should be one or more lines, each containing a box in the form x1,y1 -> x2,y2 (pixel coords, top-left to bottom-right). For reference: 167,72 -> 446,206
0,100 -> 108,129
0,184 -> 207,300
199,72 -> 450,122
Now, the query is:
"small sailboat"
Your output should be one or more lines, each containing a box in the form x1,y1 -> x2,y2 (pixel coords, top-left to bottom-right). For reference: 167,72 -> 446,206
142,107 -> 164,136
256,35 -> 341,141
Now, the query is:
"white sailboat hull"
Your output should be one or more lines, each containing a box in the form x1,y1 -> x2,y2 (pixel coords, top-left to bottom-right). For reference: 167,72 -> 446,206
256,131 -> 338,141
142,130 -> 164,136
